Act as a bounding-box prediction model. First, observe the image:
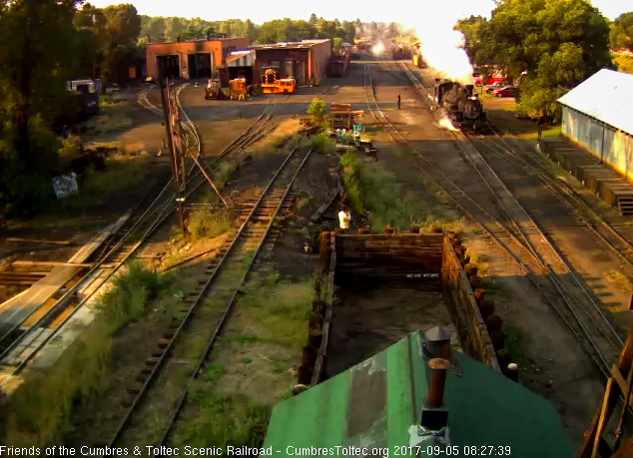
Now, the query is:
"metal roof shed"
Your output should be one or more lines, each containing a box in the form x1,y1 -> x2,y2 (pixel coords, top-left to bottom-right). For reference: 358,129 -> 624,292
557,69 -> 633,135
263,330 -> 571,458
557,69 -> 633,180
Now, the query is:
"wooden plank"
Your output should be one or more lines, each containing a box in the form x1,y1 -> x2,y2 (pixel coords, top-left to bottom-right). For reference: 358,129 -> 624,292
610,365 -> 633,410
589,378 -> 617,458
11,261 -> 97,268
619,326 -> 633,371
310,189 -> 340,222
346,246 -> 443,253
5,238 -> 74,246
0,213 -> 130,330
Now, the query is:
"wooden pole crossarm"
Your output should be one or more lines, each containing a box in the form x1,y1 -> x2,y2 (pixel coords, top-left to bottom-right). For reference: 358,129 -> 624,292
186,150 -> 229,208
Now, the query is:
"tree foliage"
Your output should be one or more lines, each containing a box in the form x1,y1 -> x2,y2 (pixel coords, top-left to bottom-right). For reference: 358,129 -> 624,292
0,8 -> 393,219
610,12 -> 633,51
307,98 -> 327,128
0,0 -> 83,219
138,14 -> 360,46
0,1 -> 146,219
456,0 -> 612,118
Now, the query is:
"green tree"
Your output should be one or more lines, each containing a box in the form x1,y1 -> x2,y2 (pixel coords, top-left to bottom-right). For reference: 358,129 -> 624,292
333,37 -> 343,53
307,97 -> 327,128
610,12 -> 633,51
100,4 -> 142,84
0,0 -> 81,218
342,21 -> 355,43
309,13 -> 318,25
457,0 -> 611,118
455,15 -> 487,66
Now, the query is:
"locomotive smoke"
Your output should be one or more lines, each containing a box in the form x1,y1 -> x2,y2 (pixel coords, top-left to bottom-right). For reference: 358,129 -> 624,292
404,1 -> 495,84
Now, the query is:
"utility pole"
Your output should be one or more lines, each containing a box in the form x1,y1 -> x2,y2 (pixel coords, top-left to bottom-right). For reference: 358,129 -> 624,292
160,77 -> 186,237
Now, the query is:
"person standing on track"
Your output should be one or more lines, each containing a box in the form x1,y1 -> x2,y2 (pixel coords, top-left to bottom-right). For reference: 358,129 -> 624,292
397,93 -> 401,110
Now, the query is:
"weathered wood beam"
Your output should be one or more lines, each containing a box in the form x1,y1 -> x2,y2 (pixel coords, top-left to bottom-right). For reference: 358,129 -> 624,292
12,261 -> 94,268
6,237 -> 74,245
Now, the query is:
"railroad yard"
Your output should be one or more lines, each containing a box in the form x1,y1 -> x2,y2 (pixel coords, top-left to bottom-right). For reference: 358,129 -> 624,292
2,53 -> 633,454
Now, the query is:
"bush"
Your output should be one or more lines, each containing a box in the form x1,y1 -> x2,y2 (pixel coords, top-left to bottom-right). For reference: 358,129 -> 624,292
0,118 -> 61,220
339,152 -> 462,233
98,261 -> 168,332
311,133 -> 335,154
188,209 -> 233,242
339,151 -> 365,215
306,97 -> 327,128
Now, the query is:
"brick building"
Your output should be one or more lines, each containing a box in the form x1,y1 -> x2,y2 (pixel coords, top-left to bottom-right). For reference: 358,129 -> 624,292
146,37 -> 249,80
251,39 -> 331,86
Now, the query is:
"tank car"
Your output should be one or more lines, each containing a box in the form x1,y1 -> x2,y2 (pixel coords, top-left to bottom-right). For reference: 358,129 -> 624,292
434,81 -> 487,132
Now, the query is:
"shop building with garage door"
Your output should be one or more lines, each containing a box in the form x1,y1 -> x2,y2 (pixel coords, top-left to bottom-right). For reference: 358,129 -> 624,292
251,39 -> 331,86
146,37 -> 249,80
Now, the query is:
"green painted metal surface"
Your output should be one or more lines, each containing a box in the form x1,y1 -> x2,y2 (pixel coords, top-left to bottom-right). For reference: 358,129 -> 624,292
263,331 -> 572,457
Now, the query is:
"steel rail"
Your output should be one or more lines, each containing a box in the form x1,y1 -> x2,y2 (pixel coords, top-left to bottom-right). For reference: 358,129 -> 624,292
107,144 -> 311,446
364,61 -> 618,376
392,60 -> 623,365
154,147 -> 313,452
485,123 -> 633,264
0,85 -> 282,387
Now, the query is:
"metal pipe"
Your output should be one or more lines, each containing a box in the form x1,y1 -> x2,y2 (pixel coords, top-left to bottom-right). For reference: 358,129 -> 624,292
426,358 -> 451,408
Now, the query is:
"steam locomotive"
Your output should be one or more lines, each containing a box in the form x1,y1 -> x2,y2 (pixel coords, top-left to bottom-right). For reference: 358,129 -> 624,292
434,81 -> 487,132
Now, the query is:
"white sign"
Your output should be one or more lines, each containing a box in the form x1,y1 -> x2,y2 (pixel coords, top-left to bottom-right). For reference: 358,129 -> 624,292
52,173 -> 78,199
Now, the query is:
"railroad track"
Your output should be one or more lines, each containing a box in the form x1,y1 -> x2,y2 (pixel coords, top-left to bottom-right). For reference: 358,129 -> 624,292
479,124 -> 633,267
384,61 -> 633,267
103,145 -> 312,449
0,86 -> 285,388
363,60 -> 622,377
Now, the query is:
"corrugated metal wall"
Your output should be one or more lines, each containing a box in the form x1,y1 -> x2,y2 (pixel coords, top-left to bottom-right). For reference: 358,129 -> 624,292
562,106 -> 633,181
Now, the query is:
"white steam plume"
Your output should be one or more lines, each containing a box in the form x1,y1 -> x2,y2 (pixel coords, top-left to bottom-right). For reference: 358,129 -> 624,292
401,1 -> 495,84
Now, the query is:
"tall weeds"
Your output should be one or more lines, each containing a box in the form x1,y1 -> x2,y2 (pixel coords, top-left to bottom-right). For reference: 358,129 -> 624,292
1,262 -> 168,446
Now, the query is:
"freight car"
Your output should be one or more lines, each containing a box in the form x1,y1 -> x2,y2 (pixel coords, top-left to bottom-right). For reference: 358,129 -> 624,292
53,80 -> 100,133
68,79 -> 100,117
434,81 -> 487,132
326,50 -> 350,77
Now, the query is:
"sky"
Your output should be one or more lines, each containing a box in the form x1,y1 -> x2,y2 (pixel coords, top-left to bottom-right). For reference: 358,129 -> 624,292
88,0 -> 631,23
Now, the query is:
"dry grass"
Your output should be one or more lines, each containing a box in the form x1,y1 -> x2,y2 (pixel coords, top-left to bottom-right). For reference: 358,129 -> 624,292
604,270 -> 633,292
249,119 -> 303,153
160,232 -> 231,272
87,106 -> 133,137
188,209 -> 234,243
1,262 -> 168,446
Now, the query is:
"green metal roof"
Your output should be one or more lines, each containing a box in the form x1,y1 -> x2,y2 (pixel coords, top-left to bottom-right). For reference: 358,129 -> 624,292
263,331 -> 571,457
